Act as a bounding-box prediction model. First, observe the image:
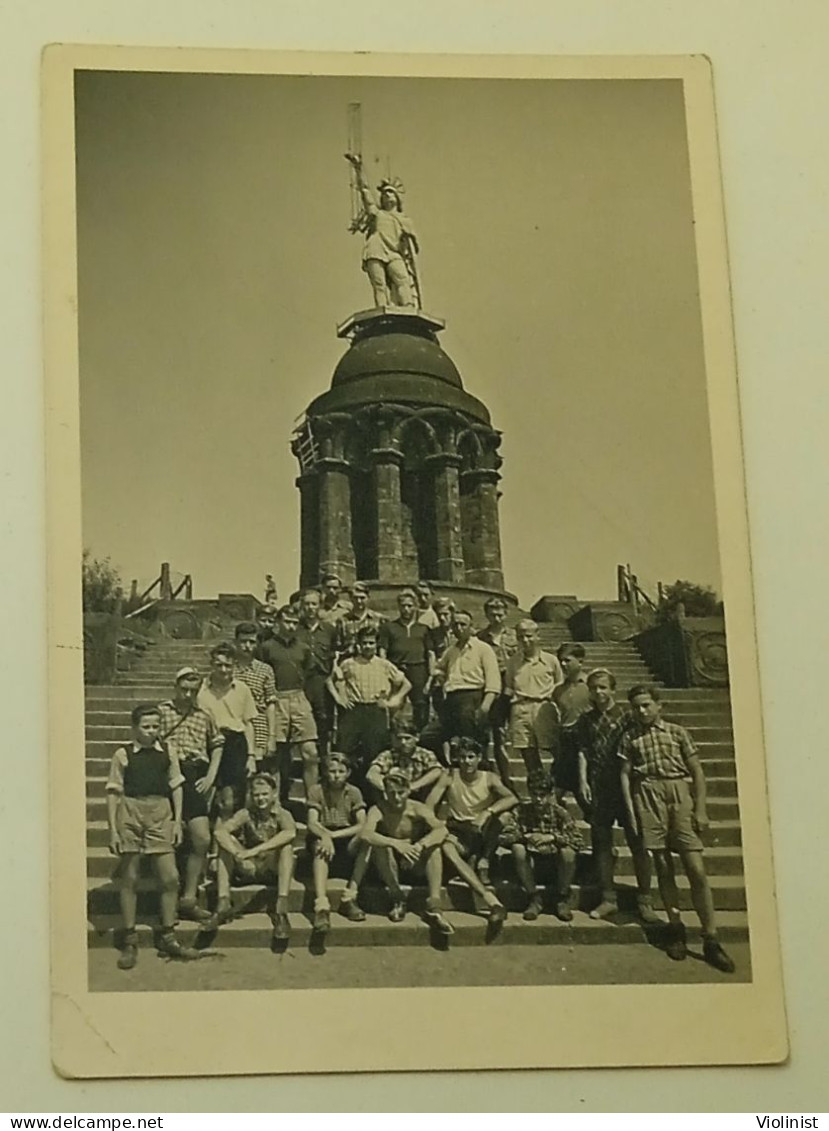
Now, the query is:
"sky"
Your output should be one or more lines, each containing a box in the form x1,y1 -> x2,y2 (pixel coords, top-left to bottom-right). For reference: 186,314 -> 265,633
75,70 -> 720,607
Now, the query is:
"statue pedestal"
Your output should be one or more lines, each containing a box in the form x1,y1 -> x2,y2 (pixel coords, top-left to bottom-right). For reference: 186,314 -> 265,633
336,307 -> 446,341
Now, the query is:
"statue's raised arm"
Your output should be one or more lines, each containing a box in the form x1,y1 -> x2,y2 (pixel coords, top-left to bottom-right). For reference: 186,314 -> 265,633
344,151 -> 421,309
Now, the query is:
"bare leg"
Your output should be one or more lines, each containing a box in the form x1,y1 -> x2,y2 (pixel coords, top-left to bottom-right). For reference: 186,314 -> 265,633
652,850 -> 682,926
422,845 -> 443,912
216,846 -> 235,902
681,849 -> 717,937
118,854 -> 141,929
373,845 -> 405,902
300,740 -> 319,795
443,841 -> 499,906
590,824 -> 618,918
182,816 -> 211,904
556,846 -> 577,896
275,845 -> 294,915
387,257 -> 414,307
511,842 -> 536,895
152,852 -> 180,929
344,840 -> 370,898
312,850 -> 330,910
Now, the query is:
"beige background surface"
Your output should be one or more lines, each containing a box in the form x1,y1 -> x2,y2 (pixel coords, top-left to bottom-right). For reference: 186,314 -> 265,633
3,0 -> 829,1112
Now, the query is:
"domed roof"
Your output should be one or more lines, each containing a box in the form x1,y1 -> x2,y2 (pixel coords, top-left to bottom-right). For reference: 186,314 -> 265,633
333,331 -> 463,389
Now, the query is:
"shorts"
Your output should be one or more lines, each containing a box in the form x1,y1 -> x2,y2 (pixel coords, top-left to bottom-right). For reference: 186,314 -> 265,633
509,699 -> 558,751
590,773 -> 631,830
217,730 -> 249,796
273,689 -> 318,744
181,759 -> 211,822
116,795 -> 175,855
633,777 -> 704,852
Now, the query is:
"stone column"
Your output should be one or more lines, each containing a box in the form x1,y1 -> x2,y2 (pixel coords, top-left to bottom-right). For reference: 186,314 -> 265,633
317,458 -> 356,585
371,447 -> 404,582
470,469 -> 504,590
429,453 -> 466,583
296,473 -> 320,590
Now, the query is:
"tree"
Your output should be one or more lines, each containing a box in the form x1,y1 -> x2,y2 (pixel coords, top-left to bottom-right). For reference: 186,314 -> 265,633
82,550 -> 124,614
657,579 -> 723,623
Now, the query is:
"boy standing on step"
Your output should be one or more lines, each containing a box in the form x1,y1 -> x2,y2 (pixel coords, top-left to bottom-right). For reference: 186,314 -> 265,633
106,704 -> 193,967
197,642 -> 258,817
575,669 -> 657,923
504,619 -> 563,778
619,684 -> 735,973
213,772 -> 297,943
233,622 -> 278,769
551,643 -> 592,817
360,768 -> 454,935
157,668 -> 224,927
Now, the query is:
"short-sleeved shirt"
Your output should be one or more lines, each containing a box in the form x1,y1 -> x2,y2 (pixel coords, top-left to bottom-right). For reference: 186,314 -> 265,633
296,619 -> 340,677
477,625 -> 518,675
157,700 -> 224,766
334,655 -> 405,708
339,608 -> 386,655
438,637 -> 501,695
219,802 -> 291,849
257,635 -> 314,691
106,742 -> 185,797
576,703 -> 631,785
618,719 -> 697,781
197,679 -> 258,734
505,650 -> 563,700
375,624 -> 427,665
369,746 -> 441,786
378,619 -> 430,667
552,677 -> 591,727
306,783 -> 365,831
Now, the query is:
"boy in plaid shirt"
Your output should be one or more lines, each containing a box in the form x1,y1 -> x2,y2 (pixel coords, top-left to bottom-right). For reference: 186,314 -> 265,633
500,768 -> 582,921
233,622 -> 277,767
619,684 -> 735,973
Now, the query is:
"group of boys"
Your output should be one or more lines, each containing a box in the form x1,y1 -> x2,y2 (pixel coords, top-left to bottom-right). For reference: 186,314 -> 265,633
104,574 -> 735,975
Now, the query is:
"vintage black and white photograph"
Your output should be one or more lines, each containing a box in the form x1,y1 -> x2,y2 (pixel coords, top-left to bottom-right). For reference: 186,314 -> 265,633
44,48 -> 785,1076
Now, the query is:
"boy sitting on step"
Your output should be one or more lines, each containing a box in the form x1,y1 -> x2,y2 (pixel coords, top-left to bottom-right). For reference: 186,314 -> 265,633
306,752 -> 370,932
360,768 -> 453,935
364,718 -> 444,805
106,704 -> 194,968
499,768 -> 582,921
619,684 -> 735,973
213,773 -> 297,945
427,736 -> 517,898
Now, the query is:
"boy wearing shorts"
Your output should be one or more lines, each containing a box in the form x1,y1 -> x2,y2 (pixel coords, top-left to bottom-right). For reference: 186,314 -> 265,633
157,668 -> 224,926
256,604 -> 319,799
575,670 -> 657,923
197,642 -> 258,816
306,752 -> 370,931
428,737 -> 513,923
500,768 -> 582,921
213,772 -> 297,943
360,768 -> 454,935
619,685 -> 735,972
106,704 -> 191,968
504,619 -> 563,777
551,643 -> 591,817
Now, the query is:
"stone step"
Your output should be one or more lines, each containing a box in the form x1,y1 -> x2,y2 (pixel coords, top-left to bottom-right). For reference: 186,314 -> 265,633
86,872 -> 749,916
87,908 -> 750,949
84,841 -> 745,879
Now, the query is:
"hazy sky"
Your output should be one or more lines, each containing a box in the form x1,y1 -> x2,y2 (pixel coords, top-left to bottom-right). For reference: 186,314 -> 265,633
76,70 -> 719,606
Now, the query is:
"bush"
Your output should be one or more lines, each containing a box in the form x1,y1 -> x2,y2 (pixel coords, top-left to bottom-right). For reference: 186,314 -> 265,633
657,579 -> 723,623
82,550 -> 124,614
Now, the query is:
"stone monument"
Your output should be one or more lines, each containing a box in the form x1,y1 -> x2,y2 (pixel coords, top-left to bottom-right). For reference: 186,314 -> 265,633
291,116 -> 514,614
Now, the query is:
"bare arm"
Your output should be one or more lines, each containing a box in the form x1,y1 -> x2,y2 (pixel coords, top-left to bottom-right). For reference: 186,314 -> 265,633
686,753 -> 708,826
385,668 -> 412,712
412,803 -> 448,850
365,760 -> 387,794
245,808 -> 297,856
485,773 -> 519,817
360,805 -> 404,849
424,770 -> 451,812
329,807 -> 367,840
408,766 -> 444,794
619,759 -> 637,832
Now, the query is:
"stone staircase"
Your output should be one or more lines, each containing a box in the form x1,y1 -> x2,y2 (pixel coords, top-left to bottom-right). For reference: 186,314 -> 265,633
86,630 -> 747,951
